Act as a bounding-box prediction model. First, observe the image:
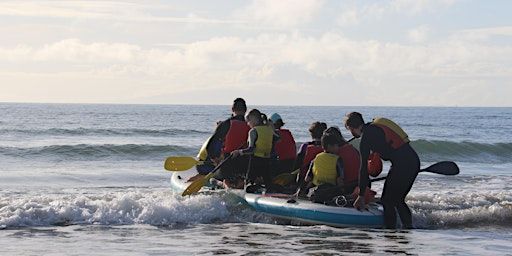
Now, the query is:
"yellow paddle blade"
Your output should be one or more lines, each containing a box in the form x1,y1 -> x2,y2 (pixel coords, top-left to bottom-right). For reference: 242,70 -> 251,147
272,169 -> 300,186
182,172 -> 214,196
164,156 -> 200,171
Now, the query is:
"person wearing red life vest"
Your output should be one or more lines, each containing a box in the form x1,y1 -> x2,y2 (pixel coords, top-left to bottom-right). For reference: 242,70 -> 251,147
344,112 -> 419,229
269,113 -> 297,175
208,98 -> 251,185
294,122 -> 327,186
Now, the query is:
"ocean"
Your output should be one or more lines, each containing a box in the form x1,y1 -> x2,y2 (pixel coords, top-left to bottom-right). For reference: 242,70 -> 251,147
0,103 -> 511,255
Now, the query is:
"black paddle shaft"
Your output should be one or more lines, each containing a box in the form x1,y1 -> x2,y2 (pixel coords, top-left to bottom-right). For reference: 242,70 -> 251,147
370,161 -> 459,183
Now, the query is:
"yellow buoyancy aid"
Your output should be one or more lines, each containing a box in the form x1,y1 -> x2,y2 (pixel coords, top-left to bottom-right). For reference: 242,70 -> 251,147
373,117 -> 410,149
312,152 -> 339,186
253,126 -> 273,158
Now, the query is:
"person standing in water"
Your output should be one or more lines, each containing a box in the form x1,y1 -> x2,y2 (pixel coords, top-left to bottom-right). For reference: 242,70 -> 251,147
344,112 -> 419,229
231,109 -> 279,190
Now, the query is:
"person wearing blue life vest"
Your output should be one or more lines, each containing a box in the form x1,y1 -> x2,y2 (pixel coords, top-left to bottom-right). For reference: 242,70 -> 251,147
344,112 -> 419,229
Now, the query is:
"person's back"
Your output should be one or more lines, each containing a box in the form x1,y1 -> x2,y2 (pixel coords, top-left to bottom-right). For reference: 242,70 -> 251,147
231,109 -> 279,190
295,122 -> 327,184
269,113 -> 296,175
210,98 -> 250,185
337,143 -> 360,187
311,152 -> 340,186
207,98 -> 250,160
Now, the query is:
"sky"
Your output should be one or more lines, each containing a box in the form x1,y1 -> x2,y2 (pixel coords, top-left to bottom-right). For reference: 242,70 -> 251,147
0,0 -> 511,106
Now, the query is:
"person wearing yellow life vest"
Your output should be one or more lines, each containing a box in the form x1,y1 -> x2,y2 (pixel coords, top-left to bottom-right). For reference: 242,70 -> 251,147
344,112 -> 419,229
304,128 -> 345,203
231,109 -> 279,190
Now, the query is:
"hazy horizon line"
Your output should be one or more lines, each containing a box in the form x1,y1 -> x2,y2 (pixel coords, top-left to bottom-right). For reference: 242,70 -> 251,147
0,101 -> 510,108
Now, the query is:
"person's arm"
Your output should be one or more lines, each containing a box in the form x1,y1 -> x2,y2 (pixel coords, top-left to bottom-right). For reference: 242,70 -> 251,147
270,130 -> 280,157
336,158 -> 344,187
293,143 -> 308,170
304,161 -> 314,182
358,132 -> 371,196
239,128 -> 257,155
358,125 -> 385,194
206,119 -> 230,158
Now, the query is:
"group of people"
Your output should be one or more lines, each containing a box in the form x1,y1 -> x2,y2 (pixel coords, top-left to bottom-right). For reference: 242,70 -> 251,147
192,98 -> 420,229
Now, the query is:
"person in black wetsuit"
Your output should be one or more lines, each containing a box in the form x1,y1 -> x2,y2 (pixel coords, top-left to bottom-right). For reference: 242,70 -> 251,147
344,112 -> 419,229
207,98 -> 251,187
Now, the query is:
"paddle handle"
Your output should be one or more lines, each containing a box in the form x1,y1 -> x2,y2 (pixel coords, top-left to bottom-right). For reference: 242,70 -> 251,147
209,154 -> 233,177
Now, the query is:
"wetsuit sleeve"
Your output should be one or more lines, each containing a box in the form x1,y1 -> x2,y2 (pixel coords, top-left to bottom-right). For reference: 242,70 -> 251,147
293,143 -> 308,170
270,131 -> 280,158
273,132 -> 280,142
358,132 -> 371,195
336,158 -> 344,180
359,125 -> 386,195
240,128 -> 257,155
206,119 -> 230,158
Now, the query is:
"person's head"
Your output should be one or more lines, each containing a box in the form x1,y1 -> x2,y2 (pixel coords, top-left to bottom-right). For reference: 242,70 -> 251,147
324,126 -> 347,144
321,129 -> 341,154
309,122 -> 327,140
232,98 -> 247,115
269,113 -> 284,129
245,109 -> 267,128
344,112 -> 365,138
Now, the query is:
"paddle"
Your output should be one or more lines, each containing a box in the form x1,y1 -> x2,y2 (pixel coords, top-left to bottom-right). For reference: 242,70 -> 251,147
369,161 -> 459,183
272,169 -> 300,186
181,154 -> 233,196
164,156 -> 206,171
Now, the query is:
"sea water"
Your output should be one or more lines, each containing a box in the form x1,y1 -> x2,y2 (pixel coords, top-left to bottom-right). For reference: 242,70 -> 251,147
0,103 -> 511,255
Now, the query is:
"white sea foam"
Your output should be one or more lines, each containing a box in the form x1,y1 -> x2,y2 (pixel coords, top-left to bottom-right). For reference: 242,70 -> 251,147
2,186 -> 511,229
0,189 -> 249,228
409,189 -> 512,228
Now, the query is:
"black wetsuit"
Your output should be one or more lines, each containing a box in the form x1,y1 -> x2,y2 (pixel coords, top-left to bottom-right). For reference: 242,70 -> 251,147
206,114 -> 245,158
359,123 -> 420,229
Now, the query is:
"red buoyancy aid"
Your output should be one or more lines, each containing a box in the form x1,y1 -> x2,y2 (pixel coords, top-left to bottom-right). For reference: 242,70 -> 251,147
275,129 -> 296,160
367,152 -> 383,177
337,144 -> 360,185
222,119 -> 250,154
301,142 -> 323,176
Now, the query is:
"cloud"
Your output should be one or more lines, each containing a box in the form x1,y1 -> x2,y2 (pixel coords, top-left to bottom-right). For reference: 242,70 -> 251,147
0,1 -> 238,24
1,26 -> 511,106
336,8 -> 359,27
408,25 -> 430,43
453,26 -> 512,42
235,0 -> 324,27
337,0 -> 459,27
